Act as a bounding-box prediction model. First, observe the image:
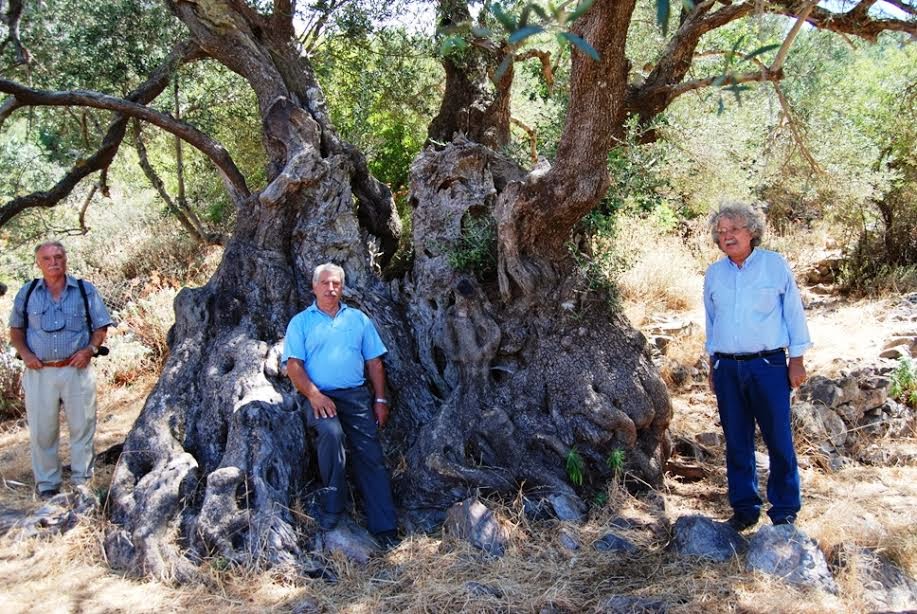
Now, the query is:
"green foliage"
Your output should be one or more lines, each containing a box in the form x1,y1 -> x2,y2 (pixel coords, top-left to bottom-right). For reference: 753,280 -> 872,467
592,490 -> 608,508
890,358 -> 917,409
606,448 -> 626,475
447,215 -> 498,278
315,28 -> 438,194
565,446 -> 585,486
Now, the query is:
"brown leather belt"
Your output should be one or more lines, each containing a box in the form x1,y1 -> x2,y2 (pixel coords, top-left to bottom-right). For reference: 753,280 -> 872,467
42,359 -> 73,368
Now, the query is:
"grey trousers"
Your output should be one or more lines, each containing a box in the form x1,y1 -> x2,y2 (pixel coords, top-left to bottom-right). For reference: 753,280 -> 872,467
22,365 -> 97,492
305,386 -> 397,535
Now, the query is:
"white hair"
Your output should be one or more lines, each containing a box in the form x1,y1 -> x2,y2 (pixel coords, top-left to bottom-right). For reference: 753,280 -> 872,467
312,262 -> 346,286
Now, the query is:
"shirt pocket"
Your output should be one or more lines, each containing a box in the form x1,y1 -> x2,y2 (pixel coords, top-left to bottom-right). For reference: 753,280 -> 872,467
39,309 -> 66,332
753,288 -> 780,314
66,313 -> 86,332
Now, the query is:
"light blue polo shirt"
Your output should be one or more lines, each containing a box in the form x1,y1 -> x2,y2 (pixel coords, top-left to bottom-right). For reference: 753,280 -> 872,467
281,302 -> 387,391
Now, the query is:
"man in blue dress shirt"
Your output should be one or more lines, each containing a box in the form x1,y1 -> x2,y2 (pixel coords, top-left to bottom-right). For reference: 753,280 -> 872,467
704,202 -> 811,531
283,263 -> 398,546
9,241 -> 112,498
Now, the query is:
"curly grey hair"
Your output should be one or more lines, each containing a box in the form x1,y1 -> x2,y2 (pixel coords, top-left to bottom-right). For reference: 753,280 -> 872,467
312,262 -> 346,286
709,201 -> 767,249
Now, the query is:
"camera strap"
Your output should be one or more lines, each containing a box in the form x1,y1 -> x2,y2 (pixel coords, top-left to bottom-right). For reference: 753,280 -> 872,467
22,277 -> 95,333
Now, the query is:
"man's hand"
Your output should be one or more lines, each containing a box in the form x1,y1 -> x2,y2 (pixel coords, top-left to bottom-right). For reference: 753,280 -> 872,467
68,347 -> 94,369
707,358 -> 716,394
788,356 -> 807,389
308,392 -> 337,419
373,401 -> 390,428
22,351 -> 43,370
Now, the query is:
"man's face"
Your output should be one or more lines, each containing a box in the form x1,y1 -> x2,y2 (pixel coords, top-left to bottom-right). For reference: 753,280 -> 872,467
36,245 -> 67,280
313,270 -> 343,308
716,217 -> 753,263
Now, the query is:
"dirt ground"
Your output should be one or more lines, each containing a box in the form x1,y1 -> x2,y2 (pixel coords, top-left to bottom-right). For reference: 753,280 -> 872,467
0,292 -> 914,613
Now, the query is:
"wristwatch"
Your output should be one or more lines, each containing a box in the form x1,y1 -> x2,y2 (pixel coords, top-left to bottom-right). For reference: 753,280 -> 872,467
88,344 -> 100,356
374,398 -> 389,404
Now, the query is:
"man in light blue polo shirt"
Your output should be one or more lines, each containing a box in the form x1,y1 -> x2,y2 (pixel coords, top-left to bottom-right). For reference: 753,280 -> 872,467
283,262 -> 398,546
9,241 -> 112,499
704,201 -> 811,532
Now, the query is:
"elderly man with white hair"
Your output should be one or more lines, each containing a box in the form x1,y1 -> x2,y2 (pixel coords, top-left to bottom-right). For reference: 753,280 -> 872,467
282,262 -> 399,548
704,201 -> 811,531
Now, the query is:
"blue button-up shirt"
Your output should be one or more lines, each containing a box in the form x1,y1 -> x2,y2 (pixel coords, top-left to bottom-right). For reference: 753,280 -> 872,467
704,248 -> 811,358
9,275 -> 113,361
281,302 -> 387,391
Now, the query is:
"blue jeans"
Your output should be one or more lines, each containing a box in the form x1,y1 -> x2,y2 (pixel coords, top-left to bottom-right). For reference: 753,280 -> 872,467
305,387 -> 397,535
713,354 -> 800,522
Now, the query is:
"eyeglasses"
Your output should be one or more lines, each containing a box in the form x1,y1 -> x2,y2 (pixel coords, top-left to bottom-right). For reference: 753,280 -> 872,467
716,225 -> 748,235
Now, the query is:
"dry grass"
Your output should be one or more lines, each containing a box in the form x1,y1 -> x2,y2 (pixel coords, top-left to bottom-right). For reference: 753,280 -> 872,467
613,223 -> 704,322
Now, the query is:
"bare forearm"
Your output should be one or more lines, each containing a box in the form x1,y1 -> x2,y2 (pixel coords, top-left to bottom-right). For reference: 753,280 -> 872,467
288,358 -> 321,400
366,357 -> 387,399
88,327 -> 108,350
9,327 -> 31,357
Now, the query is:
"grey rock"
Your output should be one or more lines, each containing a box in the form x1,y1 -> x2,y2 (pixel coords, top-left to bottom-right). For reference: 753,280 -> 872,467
672,515 -> 747,562
836,376 -> 861,406
522,497 -> 554,521
11,486 -> 98,538
465,581 -> 504,598
755,451 -> 770,474
593,532 -> 638,554
746,525 -> 838,594
793,402 -> 847,448
402,507 -> 447,534
313,519 -> 380,565
860,375 -> 891,390
846,547 -> 917,611
443,498 -> 509,556
548,493 -> 586,522
880,345 -> 910,360
695,431 -> 723,447
291,597 -> 321,614
798,376 -> 843,408
559,528 -> 580,551
595,595 -> 668,613
833,402 -> 863,426
856,387 -> 889,413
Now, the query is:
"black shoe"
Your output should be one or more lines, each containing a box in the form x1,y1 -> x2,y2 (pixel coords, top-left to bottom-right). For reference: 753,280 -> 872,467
725,514 -> 759,531
317,510 -> 341,531
374,530 -> 401,550
37,488 -> 60,500
773,515 -> 796,526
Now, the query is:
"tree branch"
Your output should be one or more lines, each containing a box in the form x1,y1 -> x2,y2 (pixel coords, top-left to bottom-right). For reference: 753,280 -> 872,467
0,39 -> 208,229
515,49 -> 554,90
772,1 -> 817,72
881,0 -> 917,17
0,80 -> 249,201
272,0 -> 294,39
132,120 -> 216,244
77,183 -> 98,234
0,0 -> 30,66
770,0 -> 917,41
665,67 -> 783,98
772,81 -> 824,175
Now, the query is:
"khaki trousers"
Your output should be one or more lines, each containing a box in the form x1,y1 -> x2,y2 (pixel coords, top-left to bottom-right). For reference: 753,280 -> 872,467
22,365 -> 97,493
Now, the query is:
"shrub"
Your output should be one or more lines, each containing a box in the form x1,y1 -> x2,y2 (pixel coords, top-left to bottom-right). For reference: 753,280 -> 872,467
889,358 -> 917,409
447,214 -> 497,278
0,349 -> 24,422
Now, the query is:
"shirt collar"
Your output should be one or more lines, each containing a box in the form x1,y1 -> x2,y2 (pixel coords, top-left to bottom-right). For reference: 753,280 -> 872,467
726,247 -> 759,270
37,275 -> 78,289
307,301 -> 349,318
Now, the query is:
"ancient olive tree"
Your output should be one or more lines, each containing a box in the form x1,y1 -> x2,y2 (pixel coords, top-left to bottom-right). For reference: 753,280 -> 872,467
1,0 -> 914,580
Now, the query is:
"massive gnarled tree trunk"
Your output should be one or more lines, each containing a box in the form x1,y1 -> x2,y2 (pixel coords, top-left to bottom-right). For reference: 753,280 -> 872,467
2,0 -> 913,582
